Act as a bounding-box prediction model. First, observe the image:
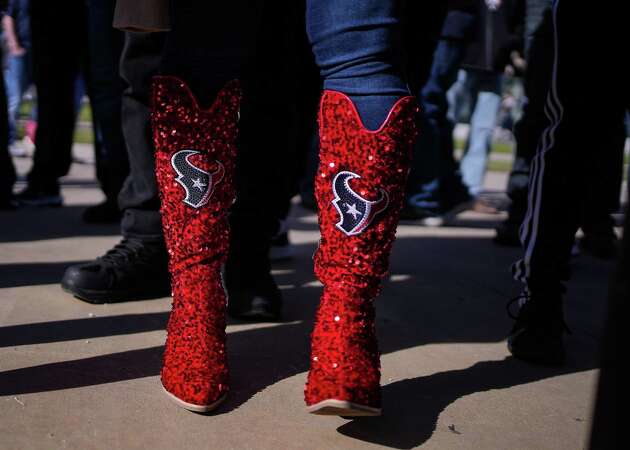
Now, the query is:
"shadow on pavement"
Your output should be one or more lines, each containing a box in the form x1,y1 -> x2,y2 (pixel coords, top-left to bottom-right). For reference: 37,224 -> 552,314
0,312 -> 169,348
0,260 -> 90,289
0,206 -> 119,243
337,356 -> 597,449
0,204 -> 611,448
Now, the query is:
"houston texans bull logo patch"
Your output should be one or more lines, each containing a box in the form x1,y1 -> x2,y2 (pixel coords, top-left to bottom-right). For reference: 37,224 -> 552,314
171,149 -> 225,208
332,171 -> 389,236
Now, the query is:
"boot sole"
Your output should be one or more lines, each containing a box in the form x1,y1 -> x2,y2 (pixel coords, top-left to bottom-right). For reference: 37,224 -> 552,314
307,399 -> 381,417
161,384 -> 227,413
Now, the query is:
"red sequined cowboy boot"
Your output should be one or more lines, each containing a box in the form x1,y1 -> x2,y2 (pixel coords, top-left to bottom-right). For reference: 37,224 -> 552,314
152,76 -> 241,412
305,91 -> 418,416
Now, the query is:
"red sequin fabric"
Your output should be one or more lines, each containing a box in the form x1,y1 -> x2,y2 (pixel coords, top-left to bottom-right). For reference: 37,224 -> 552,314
305,91 -> 419,409
152,76 -> 241,407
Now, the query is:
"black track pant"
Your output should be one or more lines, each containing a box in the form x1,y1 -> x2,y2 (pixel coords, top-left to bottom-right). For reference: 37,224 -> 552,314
512,0 -> 629,288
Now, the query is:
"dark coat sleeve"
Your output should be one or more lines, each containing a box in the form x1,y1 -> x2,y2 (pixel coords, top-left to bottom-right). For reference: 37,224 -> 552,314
113,0 -> 170,32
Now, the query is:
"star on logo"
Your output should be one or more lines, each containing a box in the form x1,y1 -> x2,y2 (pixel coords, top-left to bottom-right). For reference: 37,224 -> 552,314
345,203 -> 362,220
191,178 -> 207,191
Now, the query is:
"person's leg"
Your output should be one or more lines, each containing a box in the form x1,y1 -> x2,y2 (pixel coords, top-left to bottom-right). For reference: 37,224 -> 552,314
117,33 -> 166,242
305,0 -> 419,416
459,71 -> 502,198
404,5 -> 477,221
152,0 -> 265,412
21,0 -> 85,204
306,0 -> 408,130
225,0 -> 299,318
508,0 -> 628,364
61,32 -> 172,303
84,0 -> 129,223
404,36 -> 472,221
496,2 -> 554,245
3,54 -> 25,147
0,46 -> 17,209
579,121 -> 626,259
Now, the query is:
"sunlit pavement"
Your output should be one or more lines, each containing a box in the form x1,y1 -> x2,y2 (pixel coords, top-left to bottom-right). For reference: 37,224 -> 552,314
0,144 -> 613,449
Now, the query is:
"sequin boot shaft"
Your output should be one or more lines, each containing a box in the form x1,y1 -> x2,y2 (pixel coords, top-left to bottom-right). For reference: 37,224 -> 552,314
305,91 -> 418,415
152,76 -> 241,412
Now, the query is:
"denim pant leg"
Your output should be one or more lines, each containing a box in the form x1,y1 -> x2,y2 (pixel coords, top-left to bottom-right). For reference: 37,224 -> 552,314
460,72 -> 502,197
0,48 -> 16,196
3,54 -> 29,145
306,0 -> 408,130
408,37 -> 468,205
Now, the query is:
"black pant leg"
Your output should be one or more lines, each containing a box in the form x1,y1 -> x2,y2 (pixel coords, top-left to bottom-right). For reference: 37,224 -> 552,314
506,5 -> 554,224
118,32 -> 166,241
87,0 -> 129,203
28,0 -> 86,190
512,1 -> 629,287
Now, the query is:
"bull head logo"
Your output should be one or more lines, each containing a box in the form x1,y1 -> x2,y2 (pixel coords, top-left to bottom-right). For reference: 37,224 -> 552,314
332,171 -> 389,236
170,149 -> 224,208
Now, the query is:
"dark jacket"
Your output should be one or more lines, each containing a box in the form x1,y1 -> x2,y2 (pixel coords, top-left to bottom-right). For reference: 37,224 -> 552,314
113,0 -> 170,32
462,0 -> 524,73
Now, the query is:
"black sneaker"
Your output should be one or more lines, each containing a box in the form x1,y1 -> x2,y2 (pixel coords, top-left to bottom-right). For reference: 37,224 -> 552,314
61,238 -> 171,304
16,184 -> 63,207
507,288 -> 570,365
225,255 -> 283,321
83,200 -> 123,224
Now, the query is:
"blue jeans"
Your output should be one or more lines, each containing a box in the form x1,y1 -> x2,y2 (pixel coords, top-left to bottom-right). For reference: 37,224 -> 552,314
407,36 -> 470,209
306,0 -> 409,130
454,69 -> 502,197
3,50 -> 34,145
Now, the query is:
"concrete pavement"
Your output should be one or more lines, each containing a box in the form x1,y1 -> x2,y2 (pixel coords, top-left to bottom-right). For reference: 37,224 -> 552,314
0,145 -> 613,449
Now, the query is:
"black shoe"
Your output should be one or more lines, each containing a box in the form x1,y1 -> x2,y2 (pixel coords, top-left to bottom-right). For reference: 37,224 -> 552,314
507,288 -> 570,365
83,201 -> 123,224
16,184 -> 63,207
225,256 -> 283,321
494,219 -> 521,247
61,238 -> 171,304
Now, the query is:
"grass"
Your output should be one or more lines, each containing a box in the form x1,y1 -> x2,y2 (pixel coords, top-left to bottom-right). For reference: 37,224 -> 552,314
15,100 -> 630,173
454,137 -> 514,155
17,99 -> 94,144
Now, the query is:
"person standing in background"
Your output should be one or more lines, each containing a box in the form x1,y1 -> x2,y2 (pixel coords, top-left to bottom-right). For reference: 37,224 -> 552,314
452,0 -> 524,208
14,0 -> 88,207
2,0 -> 33,157
402,1 -> 478,225
0,1 -> 17,209
82,0 -> 129,223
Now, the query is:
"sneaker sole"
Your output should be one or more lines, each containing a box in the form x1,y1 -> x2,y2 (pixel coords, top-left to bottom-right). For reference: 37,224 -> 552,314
61,282 -> 170,304
161,383 -> 227,413
307,399 -> 381,417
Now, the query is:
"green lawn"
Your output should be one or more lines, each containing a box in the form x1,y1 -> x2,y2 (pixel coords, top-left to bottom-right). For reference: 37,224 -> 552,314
18,100 -> 94,144
16,100 -> 629,173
